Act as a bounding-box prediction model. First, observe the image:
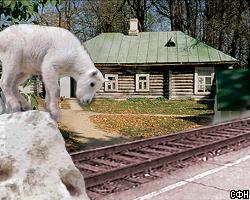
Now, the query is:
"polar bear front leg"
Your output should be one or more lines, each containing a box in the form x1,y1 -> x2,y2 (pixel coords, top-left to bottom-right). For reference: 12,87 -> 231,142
12,73 -> 32,111
42,63 -> 60,121
0,69 -> 22,112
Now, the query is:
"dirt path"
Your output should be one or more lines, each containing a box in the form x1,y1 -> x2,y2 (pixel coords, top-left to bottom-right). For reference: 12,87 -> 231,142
60,109 -> 212,150
60,110 -> 128,149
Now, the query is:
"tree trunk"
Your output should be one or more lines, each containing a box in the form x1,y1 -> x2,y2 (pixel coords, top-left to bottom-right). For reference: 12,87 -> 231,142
229,0 -> 243,58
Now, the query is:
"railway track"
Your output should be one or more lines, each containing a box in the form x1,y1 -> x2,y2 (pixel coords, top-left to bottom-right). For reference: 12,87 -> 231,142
70,118 -> 250,199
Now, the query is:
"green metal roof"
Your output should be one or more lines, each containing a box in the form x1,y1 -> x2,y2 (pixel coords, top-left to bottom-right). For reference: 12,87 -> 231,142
84,31 -> 237,64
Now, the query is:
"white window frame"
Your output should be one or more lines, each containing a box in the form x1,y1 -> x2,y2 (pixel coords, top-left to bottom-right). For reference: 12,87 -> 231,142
135,74 -> 150,92
104,74 -> 118,92
194,67 -> 214,94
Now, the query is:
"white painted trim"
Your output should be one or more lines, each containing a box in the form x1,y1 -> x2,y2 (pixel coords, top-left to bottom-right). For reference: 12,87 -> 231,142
104,74 -> 118,92
194,67 -> 214,95
135,74 -> 150,92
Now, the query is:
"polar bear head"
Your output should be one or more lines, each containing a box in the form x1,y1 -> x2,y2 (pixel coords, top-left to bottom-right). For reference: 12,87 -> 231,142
76,69 -> 105,104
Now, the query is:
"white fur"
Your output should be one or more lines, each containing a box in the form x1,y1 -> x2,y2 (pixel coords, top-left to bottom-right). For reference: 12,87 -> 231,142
0,24 -> 104,121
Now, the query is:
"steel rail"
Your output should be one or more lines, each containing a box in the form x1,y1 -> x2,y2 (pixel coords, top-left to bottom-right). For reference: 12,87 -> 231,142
71,118 -> 249,160
70,118 -> 250,189
85,130 -> 250,187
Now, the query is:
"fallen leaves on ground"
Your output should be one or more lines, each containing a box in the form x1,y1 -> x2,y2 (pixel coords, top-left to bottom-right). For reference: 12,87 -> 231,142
91,115 -> 213,139
82,99 -> 213,115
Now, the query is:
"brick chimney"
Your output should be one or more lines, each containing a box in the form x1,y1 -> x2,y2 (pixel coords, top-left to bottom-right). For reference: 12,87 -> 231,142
128,18 -> 139,36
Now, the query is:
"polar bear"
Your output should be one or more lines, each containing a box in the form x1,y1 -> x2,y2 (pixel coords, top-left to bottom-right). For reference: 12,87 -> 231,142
0,24 -> 104,121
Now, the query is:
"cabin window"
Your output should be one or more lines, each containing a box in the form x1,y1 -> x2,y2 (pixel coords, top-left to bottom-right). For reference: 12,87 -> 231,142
105,74 -> 118,91
195,67 -> 214,94
135,74 -> 149,91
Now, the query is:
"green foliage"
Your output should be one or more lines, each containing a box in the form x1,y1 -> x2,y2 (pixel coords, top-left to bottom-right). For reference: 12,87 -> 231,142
216,68 -> 250,111
22,78 -> 33,88
127,98 -> 146,102
1,0 -> 37,21
81,99 -> 214,115
21,92 -> 38,109
0,89 -> 38,112
0,0 -> 60,28
59,127 -> 70,140
50,0 -> 61,6
101,98 -> 115,101
156,96 -> 166,101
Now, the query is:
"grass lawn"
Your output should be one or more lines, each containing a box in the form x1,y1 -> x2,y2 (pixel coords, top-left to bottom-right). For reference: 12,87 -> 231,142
59,99 -> 214,150
85,99 -> 214,139
91,115 -> 213,139
82,99 -> 214,115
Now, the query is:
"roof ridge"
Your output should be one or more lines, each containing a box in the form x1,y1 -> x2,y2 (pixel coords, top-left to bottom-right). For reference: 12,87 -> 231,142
84,32 -> 238,64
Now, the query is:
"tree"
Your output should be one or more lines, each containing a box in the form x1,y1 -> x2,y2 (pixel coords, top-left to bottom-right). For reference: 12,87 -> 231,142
152,0 -> 250,67
1,0 -> 248,67
0,0 -> 41,29
84,0 -> 129,34
124,0 -> 151,31
37,0 -> 131,40
0,0 -> 61,30
151,0 -> 203,38
203,0 -> 249,66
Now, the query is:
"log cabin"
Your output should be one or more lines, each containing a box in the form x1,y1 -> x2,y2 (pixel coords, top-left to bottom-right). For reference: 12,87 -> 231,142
60,19 -> 237,100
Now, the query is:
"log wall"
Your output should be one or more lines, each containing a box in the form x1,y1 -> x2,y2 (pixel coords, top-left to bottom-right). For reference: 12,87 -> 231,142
169,66 -> 194,99
95,65 -> 169,99
70,65 -> 214,100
